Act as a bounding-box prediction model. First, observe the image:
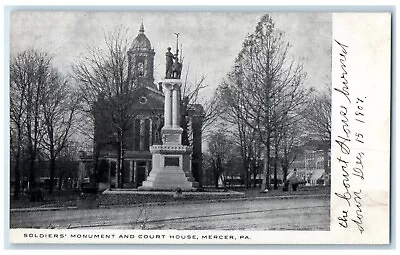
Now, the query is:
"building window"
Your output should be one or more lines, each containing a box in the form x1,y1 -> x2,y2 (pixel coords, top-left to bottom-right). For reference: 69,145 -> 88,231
134,119 -> 141,151
138,62 -> 144,77
144,119 -> 150,151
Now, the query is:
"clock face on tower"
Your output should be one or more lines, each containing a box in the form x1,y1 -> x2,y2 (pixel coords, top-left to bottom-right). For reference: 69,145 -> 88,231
139,96 -> 148,104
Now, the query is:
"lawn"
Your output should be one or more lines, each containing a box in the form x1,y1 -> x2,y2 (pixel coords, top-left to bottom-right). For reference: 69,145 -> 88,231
9,185 -> 330,210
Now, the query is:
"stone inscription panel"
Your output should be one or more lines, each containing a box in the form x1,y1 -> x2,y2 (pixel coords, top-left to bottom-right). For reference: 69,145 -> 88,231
163,134 -> 180,144
164,157 -> 180,167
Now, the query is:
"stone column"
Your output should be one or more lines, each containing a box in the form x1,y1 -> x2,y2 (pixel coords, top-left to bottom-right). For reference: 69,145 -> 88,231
164,88 -> 172,127
133,160 -> 138,188
172,87 -> 180,127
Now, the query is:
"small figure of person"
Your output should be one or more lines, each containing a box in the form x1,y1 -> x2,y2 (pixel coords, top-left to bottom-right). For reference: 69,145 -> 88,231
291,168 -> 299,191
173,187 -> 183,199
282,179 -> 290,192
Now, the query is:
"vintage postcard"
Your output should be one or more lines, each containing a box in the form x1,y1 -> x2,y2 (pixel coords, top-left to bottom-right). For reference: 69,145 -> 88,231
7,10 -> 391,244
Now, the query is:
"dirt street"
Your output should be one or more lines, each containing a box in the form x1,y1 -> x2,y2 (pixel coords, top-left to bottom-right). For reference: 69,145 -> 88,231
10,196 -> 330,230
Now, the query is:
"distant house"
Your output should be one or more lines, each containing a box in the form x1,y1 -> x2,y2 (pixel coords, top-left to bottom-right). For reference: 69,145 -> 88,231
254,140 -> 330,187
290,140 -> 331,186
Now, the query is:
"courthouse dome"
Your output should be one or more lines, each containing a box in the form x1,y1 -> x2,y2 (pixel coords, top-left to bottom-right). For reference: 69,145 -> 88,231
131,22 -> 152,50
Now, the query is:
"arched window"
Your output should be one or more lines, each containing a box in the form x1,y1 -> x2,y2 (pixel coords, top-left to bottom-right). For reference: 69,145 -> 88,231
138,62 -> 144,77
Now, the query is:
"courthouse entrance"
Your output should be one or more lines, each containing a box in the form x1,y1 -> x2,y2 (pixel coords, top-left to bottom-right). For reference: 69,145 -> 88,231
136,161 -> 147,187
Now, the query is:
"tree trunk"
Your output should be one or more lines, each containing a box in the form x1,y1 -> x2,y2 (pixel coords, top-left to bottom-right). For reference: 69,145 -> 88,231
214,171 -> 219,188
253,172 -> 257,188
266,157 -> 270,190
323,148 -> 329,185
48,156 -> 56,194
28,151 -> 36,191
323,148 -> 329,174
261,156 -> 268,191
91,146 -> 100,188
261,138 -> 270,191
120,143 -> 125,188
58,171 -> 64,190
26,88 -> 36,191
116,142 -> 121,188
253,161 -> 257,188
13,132 -> 22,199
13,161 -> 21,200
244,160 -> 249,189
12,123 -> 21,198
273,141 -> 278,190
282,163 -> 289,182
239,141 -> 248,189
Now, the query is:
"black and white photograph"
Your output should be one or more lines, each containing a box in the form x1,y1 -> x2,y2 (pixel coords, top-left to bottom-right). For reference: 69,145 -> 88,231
9,11 -> 331,232
6,9 -> 391,245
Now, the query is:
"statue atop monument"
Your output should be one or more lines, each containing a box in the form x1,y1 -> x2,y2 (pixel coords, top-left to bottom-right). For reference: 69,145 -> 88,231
141,56 -> 199,191
165,47 -> 175,78
172,54 -> 182,79
165,33 -> 183,79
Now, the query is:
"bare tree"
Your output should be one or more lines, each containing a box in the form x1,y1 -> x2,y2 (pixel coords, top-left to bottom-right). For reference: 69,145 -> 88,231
271,73 -> 310,189
72,27 -> 141,188
180,68 -> 220,146
10,50 -> 53,192
218,14 -> 311,191
10,49 -> 79,196
206,130 -> 232,188
218,74 -> 261,188
55,141 -> 80,190
10,54 -> 29,199
40,69 -> 78,194
303,85 -> 331,141
278,116 -> 305,183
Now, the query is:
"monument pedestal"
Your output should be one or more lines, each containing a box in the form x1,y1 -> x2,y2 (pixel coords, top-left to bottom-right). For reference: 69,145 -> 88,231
140,144 -> 199,191
139,79 -> 199,191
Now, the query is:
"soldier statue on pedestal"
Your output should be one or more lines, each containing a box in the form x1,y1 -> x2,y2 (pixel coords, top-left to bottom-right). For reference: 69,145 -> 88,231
165,47 -> 175,79
172,55 -> 182,79
165,33 -> 183,79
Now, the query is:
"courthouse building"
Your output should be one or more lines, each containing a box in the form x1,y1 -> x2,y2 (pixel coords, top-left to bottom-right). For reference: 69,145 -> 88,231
79,23 -> 205,189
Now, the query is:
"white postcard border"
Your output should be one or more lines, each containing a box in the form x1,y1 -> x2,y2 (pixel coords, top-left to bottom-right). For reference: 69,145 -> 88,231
8,12 -> 391,245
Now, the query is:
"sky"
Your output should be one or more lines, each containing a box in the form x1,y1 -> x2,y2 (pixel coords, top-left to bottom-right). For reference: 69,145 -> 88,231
10,12 -> 332,99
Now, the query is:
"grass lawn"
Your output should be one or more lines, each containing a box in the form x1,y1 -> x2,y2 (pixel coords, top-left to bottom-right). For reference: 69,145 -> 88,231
9,185 -> 330,209
9,189 -> 80,209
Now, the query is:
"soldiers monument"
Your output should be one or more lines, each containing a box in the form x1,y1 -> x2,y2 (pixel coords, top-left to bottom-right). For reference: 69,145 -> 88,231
140,35 -> 199,191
